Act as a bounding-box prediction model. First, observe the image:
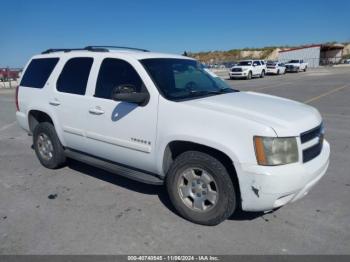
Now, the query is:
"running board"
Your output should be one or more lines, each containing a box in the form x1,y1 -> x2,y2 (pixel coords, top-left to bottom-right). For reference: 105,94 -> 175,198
64,149 -> 164,185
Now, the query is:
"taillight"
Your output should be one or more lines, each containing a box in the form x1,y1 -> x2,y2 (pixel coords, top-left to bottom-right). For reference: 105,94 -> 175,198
15,85 -> 20,111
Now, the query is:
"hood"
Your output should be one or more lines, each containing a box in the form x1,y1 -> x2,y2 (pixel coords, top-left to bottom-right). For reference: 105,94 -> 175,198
184,92 -> 322,136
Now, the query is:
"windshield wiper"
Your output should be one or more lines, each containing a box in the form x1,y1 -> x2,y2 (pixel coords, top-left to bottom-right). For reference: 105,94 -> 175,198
218,87 -> 234,93
188,90 -> 220,96
174,88 -> 236,100
189,88 -> 233,96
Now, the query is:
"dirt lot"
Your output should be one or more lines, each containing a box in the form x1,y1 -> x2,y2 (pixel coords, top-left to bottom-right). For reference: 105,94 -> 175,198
0,67 -> 349,254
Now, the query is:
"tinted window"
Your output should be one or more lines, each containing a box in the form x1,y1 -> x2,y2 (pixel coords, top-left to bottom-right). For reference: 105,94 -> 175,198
20,58 -> 59,88
57,57 -> 93,95
253,61 -> 261,66
238,61 -> 252,66
95,58 -> 145,99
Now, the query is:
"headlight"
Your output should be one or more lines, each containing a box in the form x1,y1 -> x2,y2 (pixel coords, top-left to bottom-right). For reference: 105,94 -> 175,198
242,68 -> 249,71
254,136 -> 298,166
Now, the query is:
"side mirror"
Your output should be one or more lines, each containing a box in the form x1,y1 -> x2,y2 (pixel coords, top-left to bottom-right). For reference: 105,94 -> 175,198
111,84 -> 149,106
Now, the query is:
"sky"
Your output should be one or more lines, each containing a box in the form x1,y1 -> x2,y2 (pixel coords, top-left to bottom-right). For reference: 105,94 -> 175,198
0,0 -> 349,67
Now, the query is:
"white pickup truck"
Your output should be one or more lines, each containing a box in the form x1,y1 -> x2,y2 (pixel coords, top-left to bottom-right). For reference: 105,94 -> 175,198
285,59 -> 308,72
16,46 -> 329,225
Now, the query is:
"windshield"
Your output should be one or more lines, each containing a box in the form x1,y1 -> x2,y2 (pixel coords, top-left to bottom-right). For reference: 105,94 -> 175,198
237,61 -> 252,66
288,60 -> 300,63
141,58 -> 237,101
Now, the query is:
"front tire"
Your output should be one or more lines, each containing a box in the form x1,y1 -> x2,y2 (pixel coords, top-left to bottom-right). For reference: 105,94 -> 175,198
33,122 -> 66,169
246,71 -> 252,80
166,151 -> 236,226
260,70 -> 265,78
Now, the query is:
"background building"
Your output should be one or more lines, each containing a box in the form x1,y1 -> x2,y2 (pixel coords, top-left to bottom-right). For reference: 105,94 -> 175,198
278,44 -> 344,68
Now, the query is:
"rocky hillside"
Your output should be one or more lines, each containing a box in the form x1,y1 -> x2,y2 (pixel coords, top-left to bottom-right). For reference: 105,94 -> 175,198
189,47 -> 286,63
189,43 -> 350,63
343,44 -> 350,58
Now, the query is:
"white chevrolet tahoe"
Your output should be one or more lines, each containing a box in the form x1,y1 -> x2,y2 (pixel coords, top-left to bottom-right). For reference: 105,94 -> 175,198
285,59 -> 308,72
16,46 -> 330,225
229,60 -> 266,80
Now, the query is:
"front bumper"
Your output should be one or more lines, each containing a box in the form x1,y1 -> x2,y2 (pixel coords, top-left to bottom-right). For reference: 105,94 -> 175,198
229,71 -> 248,78
236,140 -> 330,212
286,67 -> 299,72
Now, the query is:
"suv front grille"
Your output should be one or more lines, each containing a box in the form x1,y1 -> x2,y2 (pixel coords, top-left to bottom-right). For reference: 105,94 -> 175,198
231,68 -> 242,72
300,123 -> 324,163
300,124 -> 323,143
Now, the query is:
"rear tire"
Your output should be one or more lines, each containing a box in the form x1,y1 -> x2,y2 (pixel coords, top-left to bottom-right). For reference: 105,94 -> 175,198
166,151 -> 236,226
304,66 -> 307,72
33,122 -> 66,169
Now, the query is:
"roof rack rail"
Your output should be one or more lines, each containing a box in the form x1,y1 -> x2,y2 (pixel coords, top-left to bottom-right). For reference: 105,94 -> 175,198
41,47 -> 109,54
84,46 -> 150,52
41,46 -> 149,54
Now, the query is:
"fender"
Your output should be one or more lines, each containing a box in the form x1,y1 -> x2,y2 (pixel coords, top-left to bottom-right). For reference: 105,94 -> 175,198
156,135 -> 241,177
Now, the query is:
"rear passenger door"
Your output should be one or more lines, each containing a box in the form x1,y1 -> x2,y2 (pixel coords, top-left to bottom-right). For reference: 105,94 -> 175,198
83,58 -> 158,173
50,57 -> 94,151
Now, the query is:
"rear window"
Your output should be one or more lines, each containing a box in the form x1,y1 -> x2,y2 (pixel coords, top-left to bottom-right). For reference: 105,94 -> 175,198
57,57 -> 93,95
20,58 -> 59,88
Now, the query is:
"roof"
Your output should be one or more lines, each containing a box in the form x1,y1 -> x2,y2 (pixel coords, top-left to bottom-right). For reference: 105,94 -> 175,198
279,44 -> 344,53
34,50 -> 192,61
37,46 -> 192,60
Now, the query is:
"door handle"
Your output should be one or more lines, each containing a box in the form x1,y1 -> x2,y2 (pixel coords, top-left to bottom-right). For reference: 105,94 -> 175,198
49,100 -> 60,106
89,107 -> 105,115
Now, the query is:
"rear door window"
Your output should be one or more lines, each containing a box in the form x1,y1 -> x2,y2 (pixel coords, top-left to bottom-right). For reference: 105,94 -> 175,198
20,58 -> 59,88
57,57 -> 93,95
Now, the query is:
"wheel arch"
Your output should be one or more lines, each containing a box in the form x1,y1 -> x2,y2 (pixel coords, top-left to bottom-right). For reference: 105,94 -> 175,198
162,140 -> 242,206
28,109 -> 66,146
28,110 -> 53,133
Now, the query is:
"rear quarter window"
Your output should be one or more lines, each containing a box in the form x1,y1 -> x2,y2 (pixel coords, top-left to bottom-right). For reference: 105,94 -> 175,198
20,58 -> 59,88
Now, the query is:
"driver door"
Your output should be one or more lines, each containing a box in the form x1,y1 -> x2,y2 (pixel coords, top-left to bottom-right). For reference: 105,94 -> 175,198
83,58 -> 158,173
